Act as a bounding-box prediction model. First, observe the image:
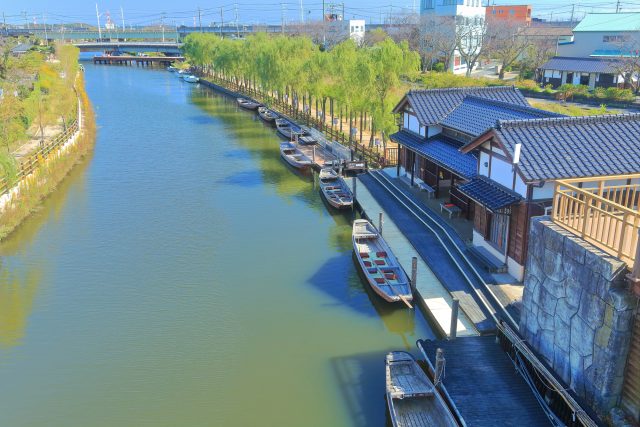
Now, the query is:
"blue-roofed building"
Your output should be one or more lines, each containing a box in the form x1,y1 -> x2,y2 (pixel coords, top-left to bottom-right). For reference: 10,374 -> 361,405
557,12 -> 640,58
390,86 -> 561,280
538,56 -> 627,89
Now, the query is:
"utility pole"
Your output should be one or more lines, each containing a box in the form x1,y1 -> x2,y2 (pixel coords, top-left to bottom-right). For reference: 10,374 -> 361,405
161,12 -> 166,42
120,6 -> 125,31
300,0 -> 304,23
281,2 -> 284,34
42,13 -> 48,45
235,4 -> 239,38
96,4 -> 102,40
198,7 -> 202,33
2,12 -> 7,36
22,11 -> 28,30
220,7 -> 224,37
322,0 -> 325,21
616,0 -> 621,13
570,4 -> 575,23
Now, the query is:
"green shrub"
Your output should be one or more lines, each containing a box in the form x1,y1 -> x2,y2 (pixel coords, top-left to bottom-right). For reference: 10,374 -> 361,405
593,87 -> 607,99
433,62 -> 445,72
515,79 -> 540,91
604,87 -> 635,101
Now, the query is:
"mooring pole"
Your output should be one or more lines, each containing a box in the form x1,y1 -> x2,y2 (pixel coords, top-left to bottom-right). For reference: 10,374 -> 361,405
312,145 -> 316,165
434,348 -> 445,387
378,212 -> 384,235
450,298 -> 459,340
411,257 -> 417,294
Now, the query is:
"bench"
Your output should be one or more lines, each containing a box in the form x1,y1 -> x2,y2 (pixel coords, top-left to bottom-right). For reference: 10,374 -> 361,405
440,202 -> 462,219
417,181 -> 435,198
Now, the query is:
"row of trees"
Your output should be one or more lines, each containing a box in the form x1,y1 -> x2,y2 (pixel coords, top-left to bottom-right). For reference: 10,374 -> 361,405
0,42 -> 79,180
182,32 -> 420,149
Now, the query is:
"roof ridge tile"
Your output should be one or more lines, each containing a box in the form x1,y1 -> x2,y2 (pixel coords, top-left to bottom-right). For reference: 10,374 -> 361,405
497,113 -> 640,129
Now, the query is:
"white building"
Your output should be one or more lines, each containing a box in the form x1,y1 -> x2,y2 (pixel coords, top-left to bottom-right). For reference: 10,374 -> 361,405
557,12 -> 640,58
347,19 -> 365,45
421,0 -> 486,74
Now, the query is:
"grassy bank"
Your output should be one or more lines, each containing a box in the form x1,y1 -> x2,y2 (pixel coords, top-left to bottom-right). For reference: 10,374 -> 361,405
0,73 -> 96,242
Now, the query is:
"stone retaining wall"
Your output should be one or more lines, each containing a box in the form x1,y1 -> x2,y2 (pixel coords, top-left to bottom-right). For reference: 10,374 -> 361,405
520,216 -> 638,419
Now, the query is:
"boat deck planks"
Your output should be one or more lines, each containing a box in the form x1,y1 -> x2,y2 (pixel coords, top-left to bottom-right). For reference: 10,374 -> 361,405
297,144 -> 337,170
420,337 -> 552,427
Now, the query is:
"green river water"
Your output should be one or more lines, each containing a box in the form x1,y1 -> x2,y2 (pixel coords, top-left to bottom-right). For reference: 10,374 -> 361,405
0,64 -> 434,427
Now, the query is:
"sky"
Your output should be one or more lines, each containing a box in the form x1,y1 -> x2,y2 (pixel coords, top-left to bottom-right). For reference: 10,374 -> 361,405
2,0 -> 639,27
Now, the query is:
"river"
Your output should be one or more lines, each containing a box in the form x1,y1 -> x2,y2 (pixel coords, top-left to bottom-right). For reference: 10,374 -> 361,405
0,63 -> 433,427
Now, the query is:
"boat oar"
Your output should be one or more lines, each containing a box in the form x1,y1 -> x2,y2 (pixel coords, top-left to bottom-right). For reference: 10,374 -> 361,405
398,294 -> 413,309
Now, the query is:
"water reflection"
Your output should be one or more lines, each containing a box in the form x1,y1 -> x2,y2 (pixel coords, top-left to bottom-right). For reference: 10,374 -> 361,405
0,260 -> 42,349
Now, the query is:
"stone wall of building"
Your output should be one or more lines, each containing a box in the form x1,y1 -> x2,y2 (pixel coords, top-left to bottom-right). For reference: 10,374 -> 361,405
520,216 -> 638,419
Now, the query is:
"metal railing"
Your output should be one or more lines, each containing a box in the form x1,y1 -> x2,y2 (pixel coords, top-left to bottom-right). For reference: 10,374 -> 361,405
553,174 -> 640,268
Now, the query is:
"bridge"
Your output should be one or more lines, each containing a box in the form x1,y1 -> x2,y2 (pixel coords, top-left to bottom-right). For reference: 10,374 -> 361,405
75,41 -> 183,55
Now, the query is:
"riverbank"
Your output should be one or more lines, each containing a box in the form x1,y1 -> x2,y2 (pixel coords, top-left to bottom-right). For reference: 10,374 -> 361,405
0,73 -> 96,241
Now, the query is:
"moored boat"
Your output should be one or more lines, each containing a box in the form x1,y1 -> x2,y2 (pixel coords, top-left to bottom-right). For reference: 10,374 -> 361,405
258,106 -> 278,124
237,97 -> 261,110
319,168 -> 353,210
275,118 -> 305,140
280,142 -> 312,170
386,352 -> 458,427
352,219 -> 412,304
167,65 -> 177,72
182,75 -> 199,83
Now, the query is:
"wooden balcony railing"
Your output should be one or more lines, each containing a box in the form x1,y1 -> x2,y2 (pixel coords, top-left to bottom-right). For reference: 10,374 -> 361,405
552,174 -> 640,268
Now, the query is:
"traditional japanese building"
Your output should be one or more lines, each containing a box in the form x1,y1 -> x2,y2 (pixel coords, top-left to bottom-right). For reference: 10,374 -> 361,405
391,87 -> 640,281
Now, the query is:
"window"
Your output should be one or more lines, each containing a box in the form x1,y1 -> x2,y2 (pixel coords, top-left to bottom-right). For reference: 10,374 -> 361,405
603,35 -> 626,43
491,9 -> 496,14
488,211 -> 509,253
509,9 -> 515,14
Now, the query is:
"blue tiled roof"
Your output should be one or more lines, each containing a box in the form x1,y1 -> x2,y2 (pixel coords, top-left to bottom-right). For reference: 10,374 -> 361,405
540,56 -> 622,73
440,96 -> 562,137
390,131 -> 477,179
494,114 -> 640,181
398,86 -> 528,126
457,176 -> 523,211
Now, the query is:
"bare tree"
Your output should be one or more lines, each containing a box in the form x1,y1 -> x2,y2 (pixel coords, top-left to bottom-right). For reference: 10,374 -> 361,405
455,16 -> 487,77
484,21 -> 528,79
610,34 -> 640,93
520,37 -> 557,81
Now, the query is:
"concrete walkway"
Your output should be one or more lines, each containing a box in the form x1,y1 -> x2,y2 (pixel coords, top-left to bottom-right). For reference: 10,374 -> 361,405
347,175 -> 478,338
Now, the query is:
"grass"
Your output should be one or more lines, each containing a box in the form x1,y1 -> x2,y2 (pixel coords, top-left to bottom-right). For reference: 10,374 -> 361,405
528,100 -> 619,117
0,74 -> 96,242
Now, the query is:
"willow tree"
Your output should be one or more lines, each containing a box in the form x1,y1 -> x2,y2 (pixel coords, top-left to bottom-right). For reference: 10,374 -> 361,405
367,38 -> 420,149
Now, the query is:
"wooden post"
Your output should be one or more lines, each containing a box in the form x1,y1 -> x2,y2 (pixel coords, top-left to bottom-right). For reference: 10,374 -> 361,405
411,257 -> 417,294
352,176 -> 357,202
379,212 -> 384,236
628,229 -> 640,296
434,348 -> 445,387
397,147 -> 401,177
450,298 -> 459,340
312,145 -> 316,166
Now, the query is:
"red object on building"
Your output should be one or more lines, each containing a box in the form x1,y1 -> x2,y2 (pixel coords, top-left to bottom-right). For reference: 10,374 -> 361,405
486,4 -> 532,26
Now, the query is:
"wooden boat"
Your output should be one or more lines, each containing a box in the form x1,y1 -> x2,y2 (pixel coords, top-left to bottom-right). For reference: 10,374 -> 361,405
352,219 -> 412,304
182,75 -> 199,83
237,97 -> 261,110
280,142 -> 312,170
258,106 -> 278,124
275,118 -> 303,140
319,168 -> 353,210
386,352 -> 458,427
298,135 -> 317,145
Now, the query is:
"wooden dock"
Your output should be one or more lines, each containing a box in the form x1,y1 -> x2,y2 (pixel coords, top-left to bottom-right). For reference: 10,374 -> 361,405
347,175 -> 478,337
295,143 -> 337,171
93,55 -> 184,67
418,337 -> 554,426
